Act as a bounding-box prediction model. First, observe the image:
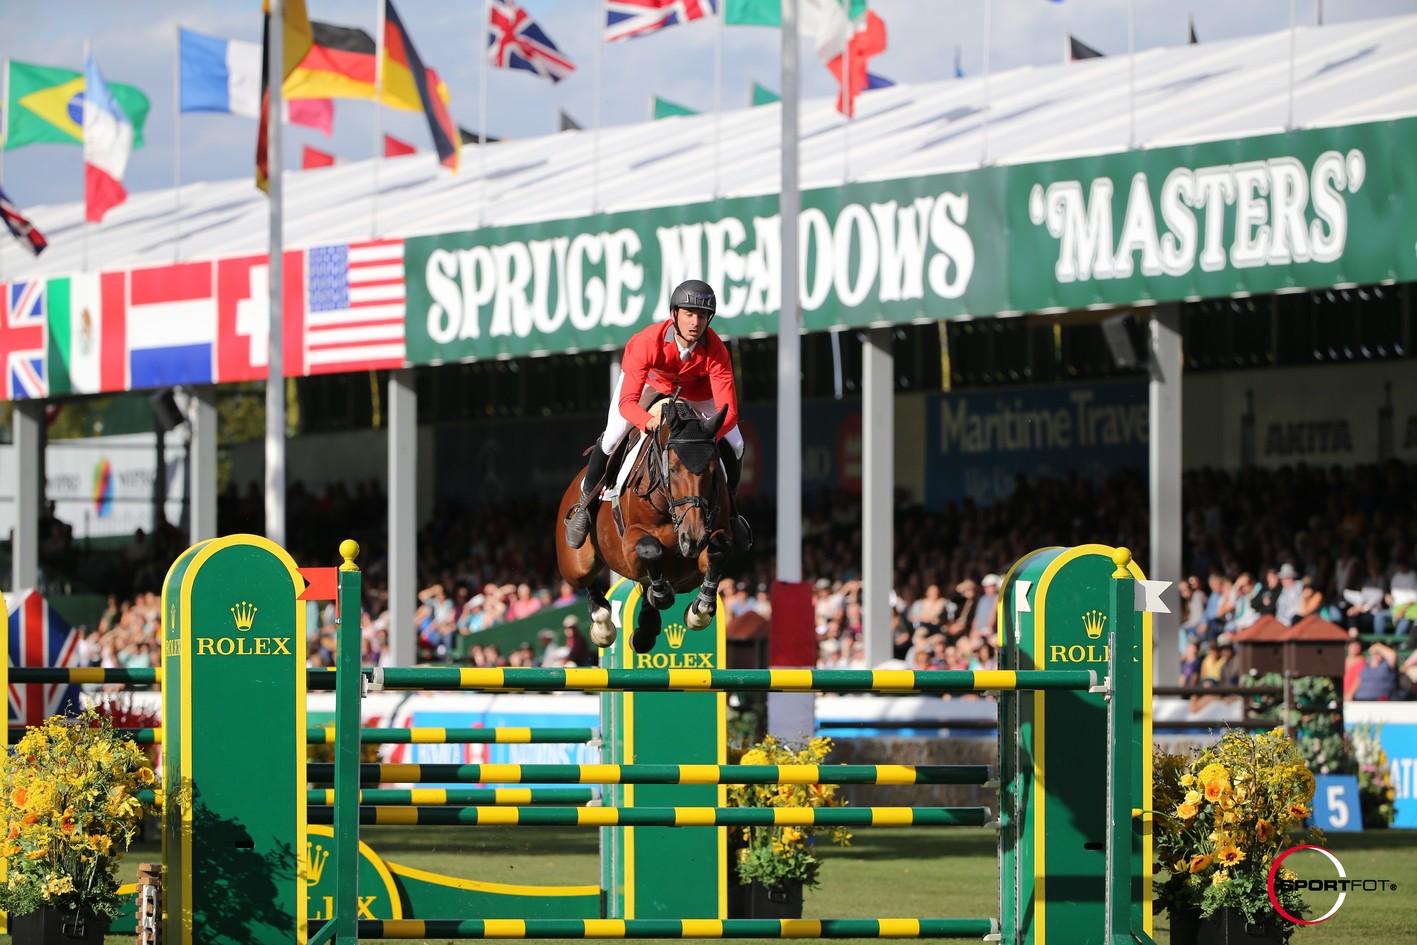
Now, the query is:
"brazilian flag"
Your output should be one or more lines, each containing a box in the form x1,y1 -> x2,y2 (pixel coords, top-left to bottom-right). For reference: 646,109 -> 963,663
3,60 -> 150,150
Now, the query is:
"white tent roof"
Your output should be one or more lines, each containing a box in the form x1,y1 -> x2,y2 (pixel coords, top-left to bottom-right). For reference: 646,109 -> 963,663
5,13 -> 1416,281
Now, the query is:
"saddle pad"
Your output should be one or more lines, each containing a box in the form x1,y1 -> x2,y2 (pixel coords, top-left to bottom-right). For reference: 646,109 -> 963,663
600,436 -> 648,501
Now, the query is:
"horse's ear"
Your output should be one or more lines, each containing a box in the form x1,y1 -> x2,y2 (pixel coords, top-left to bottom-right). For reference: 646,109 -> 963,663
707,405 -> 728,436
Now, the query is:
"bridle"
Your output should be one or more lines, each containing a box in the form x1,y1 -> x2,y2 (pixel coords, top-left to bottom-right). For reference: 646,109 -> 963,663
635,400 -> 719,539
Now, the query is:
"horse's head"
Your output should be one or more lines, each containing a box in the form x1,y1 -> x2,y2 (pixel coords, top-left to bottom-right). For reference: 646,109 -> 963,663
657,400 -> 727,559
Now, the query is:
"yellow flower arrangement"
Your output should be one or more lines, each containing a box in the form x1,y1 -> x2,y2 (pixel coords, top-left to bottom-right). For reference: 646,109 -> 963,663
0,710 -> 157,920
726,735 -> 851,890
1152,728 -> 1323,939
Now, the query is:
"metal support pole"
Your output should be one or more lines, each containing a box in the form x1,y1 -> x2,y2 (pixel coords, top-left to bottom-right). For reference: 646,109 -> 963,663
862,328 -> 894,668
1149,304 -> 1183,686
387,369 -> 417,669
188,385 -> 219,543
266,0 -> 287,547
11,402 -> 42,591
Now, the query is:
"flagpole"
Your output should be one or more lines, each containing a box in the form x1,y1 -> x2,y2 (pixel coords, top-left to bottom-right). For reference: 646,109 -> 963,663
981,1 -> 992,165
777,0 -> 801,588
173,26 -> 182,261
592,0 -> 603,214
1,58 -> 9,282
266,0 -> 287,548
479,0 -> 489,226
83,39 -> 91,272
712,4 -> 722,199
1287,0 -> 1297,130
1127,0 -> 1136,148
372,0 -> 385,238
843,9 -> 852,182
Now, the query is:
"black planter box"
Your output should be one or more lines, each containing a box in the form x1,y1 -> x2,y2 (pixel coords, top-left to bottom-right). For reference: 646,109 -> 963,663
8,908 -> 109,944
1197,907 -> 1283,945
728,880 -> 804,920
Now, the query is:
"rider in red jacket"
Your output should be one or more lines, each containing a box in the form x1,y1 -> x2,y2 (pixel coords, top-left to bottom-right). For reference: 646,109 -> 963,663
563,279 -> 751,551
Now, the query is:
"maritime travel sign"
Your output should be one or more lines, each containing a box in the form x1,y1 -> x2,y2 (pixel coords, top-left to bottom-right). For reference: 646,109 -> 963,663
403,118 -> 1415,365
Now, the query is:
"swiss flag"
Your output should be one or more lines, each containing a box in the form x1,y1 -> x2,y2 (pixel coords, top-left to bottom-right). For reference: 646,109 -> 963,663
216,255 -> 271,383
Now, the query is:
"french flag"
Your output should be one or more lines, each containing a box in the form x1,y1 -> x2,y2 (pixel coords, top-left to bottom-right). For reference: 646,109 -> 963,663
84,53 -> 133,224
180,27 -> 334,134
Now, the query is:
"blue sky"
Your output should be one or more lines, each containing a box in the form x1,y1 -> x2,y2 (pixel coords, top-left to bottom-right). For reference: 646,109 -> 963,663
0,0 -> 1410,209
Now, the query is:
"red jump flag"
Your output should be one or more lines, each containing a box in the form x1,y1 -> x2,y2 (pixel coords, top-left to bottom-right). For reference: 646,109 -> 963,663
383,134 -> 417,157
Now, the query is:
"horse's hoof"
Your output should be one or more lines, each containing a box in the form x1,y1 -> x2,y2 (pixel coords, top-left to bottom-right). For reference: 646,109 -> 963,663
590,620 -> 617,648
648,583 -> 675,611
685,600 -> 714,631
630,627 -> 658,654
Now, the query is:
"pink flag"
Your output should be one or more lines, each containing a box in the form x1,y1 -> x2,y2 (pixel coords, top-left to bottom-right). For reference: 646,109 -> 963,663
286,98 -> 335,135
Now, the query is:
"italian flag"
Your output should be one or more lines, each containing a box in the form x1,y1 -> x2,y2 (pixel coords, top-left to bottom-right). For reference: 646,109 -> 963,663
83,53 -> 134,224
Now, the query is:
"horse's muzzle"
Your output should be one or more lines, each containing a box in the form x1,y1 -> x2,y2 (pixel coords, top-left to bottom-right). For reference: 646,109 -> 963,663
678,532 -> 706,559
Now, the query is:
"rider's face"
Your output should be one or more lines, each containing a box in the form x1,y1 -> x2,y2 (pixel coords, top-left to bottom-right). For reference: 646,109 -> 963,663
674,307 -> 711,342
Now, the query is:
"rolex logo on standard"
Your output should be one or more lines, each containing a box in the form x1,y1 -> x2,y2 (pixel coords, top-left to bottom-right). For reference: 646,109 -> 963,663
1046,609 -> 1110,664
1082,609 -> 1106,639
664,623 -> 688,650
231,601 -> 258,632
306,841 -> 329,885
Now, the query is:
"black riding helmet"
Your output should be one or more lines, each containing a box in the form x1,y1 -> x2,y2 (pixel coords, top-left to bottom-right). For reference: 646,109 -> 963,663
669,279 -> 716,343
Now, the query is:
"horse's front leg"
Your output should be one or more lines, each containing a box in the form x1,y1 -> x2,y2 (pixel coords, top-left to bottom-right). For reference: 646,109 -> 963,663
586,581 -> 615,648
636,536 -> 676,611
685,532 -> 730,631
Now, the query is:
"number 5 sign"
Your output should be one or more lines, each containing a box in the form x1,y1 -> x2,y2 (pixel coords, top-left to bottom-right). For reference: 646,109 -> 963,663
1311,774 -> 1363,833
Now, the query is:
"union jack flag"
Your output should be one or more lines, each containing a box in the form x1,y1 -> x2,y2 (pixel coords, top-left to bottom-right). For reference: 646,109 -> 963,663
488,0 -> 576,83
2,280 -> 48,400
0,185 -> 48,257
605,0 -> 716,42
7,591 -> 83,729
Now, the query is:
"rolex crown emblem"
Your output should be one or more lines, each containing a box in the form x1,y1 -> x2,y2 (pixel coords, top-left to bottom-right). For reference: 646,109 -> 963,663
231,601 -> 258,633
664,623 -> 688,649
1082,609 -> 1106,640
306,840 -> 329,885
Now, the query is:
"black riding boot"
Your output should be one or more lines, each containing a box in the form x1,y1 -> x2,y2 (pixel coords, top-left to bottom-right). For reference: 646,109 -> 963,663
564,440 -> 609,549
717,440 -> 753,552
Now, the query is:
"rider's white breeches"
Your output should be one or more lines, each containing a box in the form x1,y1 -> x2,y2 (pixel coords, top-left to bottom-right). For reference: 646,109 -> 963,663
599,371 -> 743,458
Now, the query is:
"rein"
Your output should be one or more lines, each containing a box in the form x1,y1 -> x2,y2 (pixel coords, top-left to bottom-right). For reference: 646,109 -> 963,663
634,406 -> 719,536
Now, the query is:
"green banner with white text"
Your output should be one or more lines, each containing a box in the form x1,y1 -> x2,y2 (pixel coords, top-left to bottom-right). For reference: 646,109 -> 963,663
402,167 -> 1006,363
404,119 -> 1416,366
1006,119 -> 1417,311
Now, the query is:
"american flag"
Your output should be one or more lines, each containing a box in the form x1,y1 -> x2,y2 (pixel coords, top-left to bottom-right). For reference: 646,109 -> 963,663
605,0 -> 716,42
3,280 -> 48,400
488,0 -> 576,83
7,591 -> 82,729
0,185 -> 48,257
303,239 -> 406,374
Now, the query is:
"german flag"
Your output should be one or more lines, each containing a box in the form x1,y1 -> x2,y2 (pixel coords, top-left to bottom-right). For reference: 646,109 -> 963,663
256,0 -> 315,192
383,0 -> 458,171
282,16 -> 451,118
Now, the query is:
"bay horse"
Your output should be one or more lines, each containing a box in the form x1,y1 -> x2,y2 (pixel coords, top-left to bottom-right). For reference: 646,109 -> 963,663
555,397 -> 734,654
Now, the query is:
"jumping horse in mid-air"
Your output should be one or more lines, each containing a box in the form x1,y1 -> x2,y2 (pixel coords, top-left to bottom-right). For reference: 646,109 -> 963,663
555,395 -> 735,653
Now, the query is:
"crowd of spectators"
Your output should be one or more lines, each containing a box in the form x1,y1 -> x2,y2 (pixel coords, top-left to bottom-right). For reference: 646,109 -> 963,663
38,459 -> 1417,701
